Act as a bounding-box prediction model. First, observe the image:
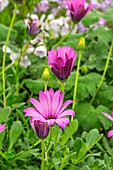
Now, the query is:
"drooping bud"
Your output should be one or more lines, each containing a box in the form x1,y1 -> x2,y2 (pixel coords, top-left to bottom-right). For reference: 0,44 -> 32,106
78,37 -> 85,50
24,18 -> 41,35
42,68 -> 50,82
34,121 -> 50,139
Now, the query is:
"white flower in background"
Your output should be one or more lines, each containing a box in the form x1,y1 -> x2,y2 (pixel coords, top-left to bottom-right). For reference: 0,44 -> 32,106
26,45 -> 35,54
10,53 -> 20,62
2,45 -> 31,68
2,45 -> 12,53
30,31 -> 49,45
34,46 -> 47,58
20,55 -> 31,68
0,0 -> 9,12
49,16 -> 71,37
10,52 -> 31,68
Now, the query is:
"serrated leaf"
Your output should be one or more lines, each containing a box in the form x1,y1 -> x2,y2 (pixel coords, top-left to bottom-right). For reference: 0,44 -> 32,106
9,121 -> 23,151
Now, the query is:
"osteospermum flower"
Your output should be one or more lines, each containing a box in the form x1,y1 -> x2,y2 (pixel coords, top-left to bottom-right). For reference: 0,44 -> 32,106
67,0 -> 94,23
24,88 -> 75,138
101,111 -> 113,138
47,46 -> 77,81
0,124 -> 6,133
24,18 -> 41,35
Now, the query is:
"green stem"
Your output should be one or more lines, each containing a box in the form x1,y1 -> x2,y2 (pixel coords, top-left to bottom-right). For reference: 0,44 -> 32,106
44,81 -> 48,91
58,81 -> 65,92
2,3 -> 17,106
41,140 -> 45,170
90,39 -> 113,105
15,38 -> 30,95
53,22 -> 75,49
72,50 -> 82,111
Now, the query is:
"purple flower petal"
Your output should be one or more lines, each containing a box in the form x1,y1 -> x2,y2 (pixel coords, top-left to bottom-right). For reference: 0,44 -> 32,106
58,100 -> 73,115
24,108 -> 44,119
55,119 -> 66,130
29,98 -> 46,117
46,119 -> 55,126
101,112 -> 113,121
58,109 -> 75,118
108,130 -> 113,138
0,124 -> 6,133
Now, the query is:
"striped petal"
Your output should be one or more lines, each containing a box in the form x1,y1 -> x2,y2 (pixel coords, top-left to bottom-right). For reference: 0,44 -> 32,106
58,109 -> 75,118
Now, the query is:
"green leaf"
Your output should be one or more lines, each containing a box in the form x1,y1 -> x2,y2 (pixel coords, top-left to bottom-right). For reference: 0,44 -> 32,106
72,138 -> 87,164
0,107 -> 11,124
23,79 -> 44,94
60,119 -> 78,145
3,152 -> 15,160
0,131 -> 5,150
0,23 -> 17,41
85,129 -> 103,150
9,121 -> 23,151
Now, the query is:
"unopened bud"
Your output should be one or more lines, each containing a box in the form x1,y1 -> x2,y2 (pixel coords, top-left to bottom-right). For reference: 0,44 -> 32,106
34,121 -> 50,139
42,68 -> 50,82
78,37 -> 85,50
81,65 -> 88,74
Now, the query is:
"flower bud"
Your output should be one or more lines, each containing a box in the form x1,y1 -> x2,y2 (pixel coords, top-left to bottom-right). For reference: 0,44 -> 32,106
34,121 -> 50,139
81,65 -> 88,75
42,68 -> 50,82
24,18 -> 41,35
78,37 -> 85,50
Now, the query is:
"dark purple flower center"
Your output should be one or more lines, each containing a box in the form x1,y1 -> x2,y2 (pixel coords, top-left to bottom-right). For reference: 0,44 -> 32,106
47,116 -> 56,119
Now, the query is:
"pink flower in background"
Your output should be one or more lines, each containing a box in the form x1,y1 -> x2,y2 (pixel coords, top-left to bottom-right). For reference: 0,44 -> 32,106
0,124 -> 6,133
101,111 -> 113,138
24,18 -> 41,35
47,46 -> 77,81
67,0 -> 94,22
24,88 -> 75,138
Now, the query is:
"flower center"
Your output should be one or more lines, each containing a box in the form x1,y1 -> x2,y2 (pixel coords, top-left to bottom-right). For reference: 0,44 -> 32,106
47,116 -> 55,119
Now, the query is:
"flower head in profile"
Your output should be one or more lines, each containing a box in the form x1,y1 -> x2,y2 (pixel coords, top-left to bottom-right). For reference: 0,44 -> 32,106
0,124 -> 6,133
47,46 -> 77,81
24,88 -> 75,138
67,0 -> 94,23
24,18 -> 41,35
101,111 -> 113,138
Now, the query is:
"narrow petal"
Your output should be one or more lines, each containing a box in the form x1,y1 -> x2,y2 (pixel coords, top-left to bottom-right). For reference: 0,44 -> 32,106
108,130 -> 113,138
44,90 -> 52,117
101,112 -> 113,121
0,124 -> 6,133
55,92 -> 64,116
29,98 -> 46,117
39,91 -> 49,117
46,119 -> 55,126
55,119 -> 66,130
51,90 -> 61,116
24,108 -> 44,119
51,67 -> 60,79
57,100 -> 73,116
58,109 -> 75,118
61,117 -> 70,125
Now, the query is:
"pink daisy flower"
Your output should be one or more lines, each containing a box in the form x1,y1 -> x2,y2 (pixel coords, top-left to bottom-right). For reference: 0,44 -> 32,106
47,46 -> 77,81
24,88 -> 75,138
67,0 -> 94,23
